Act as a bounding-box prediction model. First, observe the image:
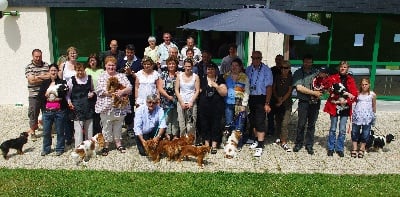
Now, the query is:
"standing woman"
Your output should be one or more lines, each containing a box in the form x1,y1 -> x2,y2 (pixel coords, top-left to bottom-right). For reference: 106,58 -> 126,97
59,46 -> 78,145
144,36 -> 159,64
38,64 -> 68,156
198,64 -> 227,154
323,61 -> 357,157
175,58 -> 200,138
271,60 -> 293,152
135,57 -> 160,107
85,53 -> 104,135
223,58 -> 249,146
351,78 -> 376,158
95,56 -> 132,156
156,56 -> 179,140
66,62 -> 95,147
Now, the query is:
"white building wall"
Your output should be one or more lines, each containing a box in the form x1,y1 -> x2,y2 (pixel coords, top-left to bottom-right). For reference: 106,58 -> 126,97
0,7 -> 52,105
248,32 -> 284,67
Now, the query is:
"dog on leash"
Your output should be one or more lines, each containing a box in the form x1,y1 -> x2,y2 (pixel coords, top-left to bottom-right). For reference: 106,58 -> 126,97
1,132 -> 29,160
70,133 -> 105,165
178,145 -> 211,167
366,130 -> 395,152
224,130 -> 242,159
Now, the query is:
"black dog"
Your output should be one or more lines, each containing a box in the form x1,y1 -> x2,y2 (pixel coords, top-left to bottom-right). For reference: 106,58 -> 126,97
0,132 -> 29,160
366,130 -> 395,152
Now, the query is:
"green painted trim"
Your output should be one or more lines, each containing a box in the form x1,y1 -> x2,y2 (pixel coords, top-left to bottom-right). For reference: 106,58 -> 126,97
377,96 -> 400,101
371,15 -> 382,90
244,32 -> 249,66
327,15 -> 334,67
289,60 -> 400,67
99,8 -> 105,51
49,8 -> 59,62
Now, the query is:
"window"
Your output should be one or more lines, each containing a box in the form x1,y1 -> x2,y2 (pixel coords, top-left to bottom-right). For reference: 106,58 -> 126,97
51,8 -> 102,61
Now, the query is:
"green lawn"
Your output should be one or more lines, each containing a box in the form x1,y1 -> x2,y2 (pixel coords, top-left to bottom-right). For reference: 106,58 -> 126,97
0,168 -> 398,196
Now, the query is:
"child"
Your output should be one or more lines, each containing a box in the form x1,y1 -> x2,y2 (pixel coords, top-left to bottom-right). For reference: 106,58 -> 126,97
351,78 -> 376,158
310,67 -> 329,104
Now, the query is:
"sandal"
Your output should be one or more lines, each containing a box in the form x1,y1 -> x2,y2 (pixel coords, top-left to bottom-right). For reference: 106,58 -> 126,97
358,150 -> 364,158
351,150 -> 358,158
101,148 -> 109,156
117,146 -> 126,153
211,147 -> 217,154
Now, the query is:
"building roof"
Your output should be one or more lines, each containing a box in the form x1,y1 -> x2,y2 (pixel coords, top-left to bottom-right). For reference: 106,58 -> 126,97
8,0 -> 400,14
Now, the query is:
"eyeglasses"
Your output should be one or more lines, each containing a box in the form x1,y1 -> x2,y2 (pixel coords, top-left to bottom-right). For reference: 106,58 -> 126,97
281,67 -> 290,69
147,101 -> 156,105
251,56 -> 262,60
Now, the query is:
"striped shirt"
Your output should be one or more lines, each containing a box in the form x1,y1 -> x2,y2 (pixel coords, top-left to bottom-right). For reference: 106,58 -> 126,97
25,61 -> 49,98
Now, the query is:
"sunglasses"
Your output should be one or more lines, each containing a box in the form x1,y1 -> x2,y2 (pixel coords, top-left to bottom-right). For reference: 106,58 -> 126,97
251,56 -> 262,60
281,67 -> 290,69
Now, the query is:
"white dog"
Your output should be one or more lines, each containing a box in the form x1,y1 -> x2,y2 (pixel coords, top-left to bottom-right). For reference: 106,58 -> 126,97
71,133 -> 105,165
224,130 -> 242,159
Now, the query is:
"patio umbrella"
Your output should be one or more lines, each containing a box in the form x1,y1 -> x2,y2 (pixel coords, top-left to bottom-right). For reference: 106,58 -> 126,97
178,7 -> 328,35
178,7 -> 329,53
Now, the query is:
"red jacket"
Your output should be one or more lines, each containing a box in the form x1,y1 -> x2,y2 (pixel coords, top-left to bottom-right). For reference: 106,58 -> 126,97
323,73 -> 358,116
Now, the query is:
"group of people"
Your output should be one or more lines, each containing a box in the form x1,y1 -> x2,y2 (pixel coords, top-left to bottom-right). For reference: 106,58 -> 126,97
24,32 -> 376,159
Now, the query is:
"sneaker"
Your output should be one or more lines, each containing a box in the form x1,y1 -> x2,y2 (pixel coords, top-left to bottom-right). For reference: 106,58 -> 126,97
254,148 -> 263,157
40,152 -> 49,156
55,152 -> 63,156
306,147 -> 314,155
249,141 -> 258,149
31,133 -> 37,142
274,138 -> 281,145
293,145 -> 302,152
281,144 -> 292,152
327,150 -> 334,156
336,151 -> 344,157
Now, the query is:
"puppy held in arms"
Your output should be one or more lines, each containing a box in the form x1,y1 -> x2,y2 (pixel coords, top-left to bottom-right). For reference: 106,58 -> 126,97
107,76 -> 129,108
71,133 -> 105,165
224,130 -> 242,159
366,130 -> 395,152
1,132 -> 29,160
46,83 -> 69,101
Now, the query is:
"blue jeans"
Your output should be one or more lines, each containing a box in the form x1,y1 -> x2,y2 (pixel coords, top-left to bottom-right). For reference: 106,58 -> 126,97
295,100 -> 320,148
327,115 -> 348,152
351,123 -> 371,143
42,110 -> 66,153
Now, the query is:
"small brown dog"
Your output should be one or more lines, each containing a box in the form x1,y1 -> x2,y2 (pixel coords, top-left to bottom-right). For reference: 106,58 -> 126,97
107,76 -> 129,108
178,145 -> 211,167
163,133 -> 195,161
143,139 -> 166,163
1,132 -> 29,160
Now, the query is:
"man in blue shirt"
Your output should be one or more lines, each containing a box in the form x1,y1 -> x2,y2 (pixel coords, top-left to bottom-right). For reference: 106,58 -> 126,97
134,94 -> 167,156
245,51 -> 273,157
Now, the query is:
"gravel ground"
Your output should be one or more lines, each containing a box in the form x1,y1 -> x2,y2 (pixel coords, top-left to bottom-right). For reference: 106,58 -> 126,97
0,103 -> 399,174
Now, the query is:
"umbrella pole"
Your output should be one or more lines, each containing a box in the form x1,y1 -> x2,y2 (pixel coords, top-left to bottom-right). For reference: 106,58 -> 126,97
253,32 -> 256,51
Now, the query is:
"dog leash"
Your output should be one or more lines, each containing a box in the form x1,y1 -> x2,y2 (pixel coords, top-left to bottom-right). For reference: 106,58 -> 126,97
153,107 -> 171,137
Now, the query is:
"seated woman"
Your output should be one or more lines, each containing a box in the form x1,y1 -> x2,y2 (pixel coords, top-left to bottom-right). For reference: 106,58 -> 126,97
134,94 -> 167,156
38,63 -> 68,156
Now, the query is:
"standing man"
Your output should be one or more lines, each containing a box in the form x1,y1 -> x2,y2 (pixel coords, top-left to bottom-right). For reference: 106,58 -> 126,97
99,40 -> 125,66
117,44 -> 142,137
292,54 -> 323,155
180,36 -> 202,62
268,54 -> 284,136
219,43 -> 239,74
25,49 -> 50,141
195,50 -> 219,78
157,32 -> 179,66
245,51 -> 273,157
